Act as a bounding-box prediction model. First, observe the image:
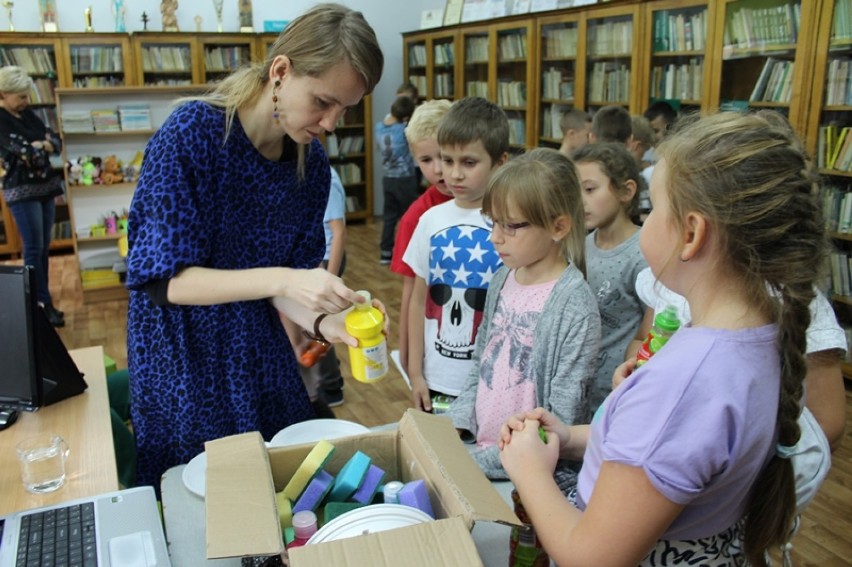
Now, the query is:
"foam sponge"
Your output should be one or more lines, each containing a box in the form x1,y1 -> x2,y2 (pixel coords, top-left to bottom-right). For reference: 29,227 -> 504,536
293,470 -> 335,513
398,480 -> 435,518
282,439 -> 336,502
327,451 -> 371,502
323,501 -> 365,524
349,464 -> 386,505
275,490 -> 293,530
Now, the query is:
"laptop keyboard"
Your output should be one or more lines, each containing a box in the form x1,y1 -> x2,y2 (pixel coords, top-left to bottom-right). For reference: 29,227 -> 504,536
16,502 -> 98,567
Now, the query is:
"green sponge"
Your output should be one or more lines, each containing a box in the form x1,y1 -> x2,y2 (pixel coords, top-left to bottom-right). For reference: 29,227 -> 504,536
323,501 -> 365,523
283,439 -> 336,502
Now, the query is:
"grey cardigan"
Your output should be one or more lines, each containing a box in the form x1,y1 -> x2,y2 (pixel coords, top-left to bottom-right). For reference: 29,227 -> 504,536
447,264 -> 601,490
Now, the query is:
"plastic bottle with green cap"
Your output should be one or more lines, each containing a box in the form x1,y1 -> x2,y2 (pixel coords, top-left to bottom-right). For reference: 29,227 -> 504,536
345,291 -> 388,383
636,305 -> 681,367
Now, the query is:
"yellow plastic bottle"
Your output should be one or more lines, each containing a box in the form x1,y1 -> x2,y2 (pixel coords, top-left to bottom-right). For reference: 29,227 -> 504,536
345,291 -> 388,383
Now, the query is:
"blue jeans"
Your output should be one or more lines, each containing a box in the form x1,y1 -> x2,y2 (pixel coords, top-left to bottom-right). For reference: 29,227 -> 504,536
8,198 -> 55,306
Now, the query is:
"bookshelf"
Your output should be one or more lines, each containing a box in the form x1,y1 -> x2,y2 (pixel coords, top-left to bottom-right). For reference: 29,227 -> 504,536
131,32 -> 200,86
404,32 -> 429,100
255,33 -> 280,62
809,0 -> 852,372
60,33 -> 134,88
325,96 -> 373,221
198,34 -> 255,83
56,86 -> 202,303
0,197 -> 19,256
584,3 -> 643,112
495,20 -> 536,150
709,0 -> 819,134
536,12 -> 584,148
404,29 -> 460,101
642,0 -> 718,114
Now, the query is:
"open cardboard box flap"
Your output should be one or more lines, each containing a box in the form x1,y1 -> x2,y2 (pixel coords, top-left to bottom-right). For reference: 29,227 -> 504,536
205,410 -> 519,563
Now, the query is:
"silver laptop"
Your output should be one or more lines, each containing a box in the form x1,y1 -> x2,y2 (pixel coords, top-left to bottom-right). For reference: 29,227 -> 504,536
0,487 -> 171,567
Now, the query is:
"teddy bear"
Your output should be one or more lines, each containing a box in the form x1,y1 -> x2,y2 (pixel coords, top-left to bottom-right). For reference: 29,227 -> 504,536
65,159 -> 82,185
100,155 -> 124,185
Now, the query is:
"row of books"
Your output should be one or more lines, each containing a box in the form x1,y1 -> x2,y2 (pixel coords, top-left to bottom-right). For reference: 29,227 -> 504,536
434,44 -> 454,66
825,57 -> 852,106
465,37 -> 489,64
649,59 -> 704,101
333,163 -> 362,185
70,46 -> 123,74
434,73 -> 454,98
52,220 -> 71,241
749,58 -> 794,103
652,9 -> 708,53
588,62 -> 631,104
72,76 -> 125,89
587,20 -> 633,56
326,134 -> 365,156
408,45 -> 427,68
542,27 -> 578,59
144,78 -> 192,86
141,46 -> 192,72
507,117 -> 526,146
541,68 -> 574,101
834,0 -> 852,41
828,251 -> 852,297
61,104 -> 152,133
498,32 -> 528,61
28,78 -> 55,105
541,104 -> 570,140
407,75 -> 428,98
725,2 -> 801,48
0,47 -> 56,75
344,195 -> 362,213
497,80 -> 527,108
466,81 -> 488,98
819,182 -> 852,233
204,46 -> 250,72
818,126 -> 852,172
335,108 -> 364,128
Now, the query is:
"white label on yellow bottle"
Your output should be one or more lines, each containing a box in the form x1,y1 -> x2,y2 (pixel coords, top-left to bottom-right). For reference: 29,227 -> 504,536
360,341 -> 388,382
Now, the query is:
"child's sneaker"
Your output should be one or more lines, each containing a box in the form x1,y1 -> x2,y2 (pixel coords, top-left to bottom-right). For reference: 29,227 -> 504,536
379,251 -> 392,265
322,388 -> 345,408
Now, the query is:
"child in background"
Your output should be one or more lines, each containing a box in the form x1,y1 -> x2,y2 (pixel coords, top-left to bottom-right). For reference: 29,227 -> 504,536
390,100 -> 454,374
376,95 -> 419,264
589,105 -> 632,144
628,115 -> 655,167
448,148 -> 600,491
573,143 -> 647,411
557,108 -> 591,158
499,111 -> 828,566
404,97 -> 509,411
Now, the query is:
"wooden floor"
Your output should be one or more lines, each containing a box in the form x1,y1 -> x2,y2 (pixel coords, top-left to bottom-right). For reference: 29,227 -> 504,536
21,218 -> 852,564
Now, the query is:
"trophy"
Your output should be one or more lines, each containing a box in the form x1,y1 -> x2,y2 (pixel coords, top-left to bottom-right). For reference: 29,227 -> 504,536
1,1 -> 13,32
84,6 -> 93,32
212,0 -> 223,32
238,0 -> 253,33
39,0 -> 58,32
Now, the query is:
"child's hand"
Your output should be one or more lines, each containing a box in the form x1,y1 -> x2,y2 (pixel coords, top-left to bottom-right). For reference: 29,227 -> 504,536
612,359 -> 637,390
499,418 -> 559,480
498,412 -> 528,449
410,376 -> 432,411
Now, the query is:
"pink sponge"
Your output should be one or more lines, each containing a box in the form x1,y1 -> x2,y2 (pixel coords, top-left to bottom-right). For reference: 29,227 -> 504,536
293,470 -> 334,513
398,479 -> 434,518
349,464 -> 385,505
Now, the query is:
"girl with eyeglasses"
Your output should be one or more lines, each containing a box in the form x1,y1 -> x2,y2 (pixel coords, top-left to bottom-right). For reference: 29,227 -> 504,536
446,148 -> 600,492
572,142 -> 648,413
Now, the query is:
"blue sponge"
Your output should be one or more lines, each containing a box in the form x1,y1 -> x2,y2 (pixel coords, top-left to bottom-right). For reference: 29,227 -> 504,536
293,470 -> 334,513
398,479 -> 435,518
349,464 -> 385,504
328,451 -> 371,502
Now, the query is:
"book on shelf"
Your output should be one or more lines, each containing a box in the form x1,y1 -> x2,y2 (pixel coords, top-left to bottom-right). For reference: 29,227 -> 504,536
61,111 -> 95,133
91,109 -> 121,133
117,104 -> 153,131
345,196 -> 361,213
443,0 -> 464,25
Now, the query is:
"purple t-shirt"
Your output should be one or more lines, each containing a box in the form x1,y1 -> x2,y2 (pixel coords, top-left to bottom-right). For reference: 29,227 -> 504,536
578,324 -> 780,540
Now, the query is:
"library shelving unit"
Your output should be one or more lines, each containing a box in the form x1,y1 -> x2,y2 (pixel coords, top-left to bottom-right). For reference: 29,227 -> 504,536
404,29 -> 460,101
641,0 -> 718,115
709,0 -> 818,134
584,3 -> 643,113
59,33 -> 134,88
198,34 -> 255,83
56,86 -> 204,303
807,0 -> 852,375
326,96 -> 373,221
461,24 -> 492,100
131,32 -> 200,86
0,34 -> 72,253
495,19 -> 536,150
535,12 -> 584,148
255,33 -> 280,62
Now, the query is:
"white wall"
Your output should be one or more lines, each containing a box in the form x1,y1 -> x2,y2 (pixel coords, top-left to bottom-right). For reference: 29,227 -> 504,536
10,0 -> 439,215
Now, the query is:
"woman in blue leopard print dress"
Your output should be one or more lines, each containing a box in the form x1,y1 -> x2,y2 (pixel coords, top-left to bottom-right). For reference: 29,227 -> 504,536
126,4 -> 383,489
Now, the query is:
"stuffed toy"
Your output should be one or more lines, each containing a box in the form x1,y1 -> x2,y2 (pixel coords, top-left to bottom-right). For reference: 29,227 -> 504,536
81,159 -> 96,186
100,155 -> 124,185
66,159 -> 83,185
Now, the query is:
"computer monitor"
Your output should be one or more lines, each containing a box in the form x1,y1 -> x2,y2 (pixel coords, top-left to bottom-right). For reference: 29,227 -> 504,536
0,265 -> 87,412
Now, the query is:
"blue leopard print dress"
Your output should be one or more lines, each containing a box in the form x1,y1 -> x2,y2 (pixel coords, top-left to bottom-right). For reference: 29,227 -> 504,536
126,101 -> 328,488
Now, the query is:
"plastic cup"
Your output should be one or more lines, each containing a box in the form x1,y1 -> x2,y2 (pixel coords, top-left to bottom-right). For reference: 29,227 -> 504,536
16,433 -> 70,494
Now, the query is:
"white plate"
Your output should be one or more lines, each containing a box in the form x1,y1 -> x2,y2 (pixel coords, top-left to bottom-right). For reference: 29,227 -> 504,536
306,504 -> 434,544
182,441 -> 273,499
269,419 -> 369,447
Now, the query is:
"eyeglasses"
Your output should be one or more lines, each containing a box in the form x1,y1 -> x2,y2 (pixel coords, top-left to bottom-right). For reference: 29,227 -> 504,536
480,212 -> 531,236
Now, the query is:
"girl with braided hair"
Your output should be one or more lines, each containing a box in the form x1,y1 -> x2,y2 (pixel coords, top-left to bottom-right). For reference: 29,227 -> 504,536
498,111 -> 827,566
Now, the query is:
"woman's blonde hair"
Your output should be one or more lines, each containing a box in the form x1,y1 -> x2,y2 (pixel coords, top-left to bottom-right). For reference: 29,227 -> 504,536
482,148 -> 586,276
0,66 -> 33,94
657,111 -> 827,566
182,3 -> 383,169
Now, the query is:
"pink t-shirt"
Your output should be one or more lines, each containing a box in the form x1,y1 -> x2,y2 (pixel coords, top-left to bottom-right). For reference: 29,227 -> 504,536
474,271 -> 556,447
390,185 -> 452,277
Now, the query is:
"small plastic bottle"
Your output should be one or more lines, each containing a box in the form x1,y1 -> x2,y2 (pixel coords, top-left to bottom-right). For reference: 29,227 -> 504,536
382,481 -> 404,504
286,510 -> 317,549
636,304 -> 681,367
508,489 -> 549,567
345,291 -> 388,383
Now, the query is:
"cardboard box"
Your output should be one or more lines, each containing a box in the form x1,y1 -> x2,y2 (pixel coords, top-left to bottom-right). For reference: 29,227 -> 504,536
205,410 -> 520,566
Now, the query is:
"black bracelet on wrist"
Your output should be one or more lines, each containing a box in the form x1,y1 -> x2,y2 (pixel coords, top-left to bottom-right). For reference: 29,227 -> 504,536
303,313 -> 329,344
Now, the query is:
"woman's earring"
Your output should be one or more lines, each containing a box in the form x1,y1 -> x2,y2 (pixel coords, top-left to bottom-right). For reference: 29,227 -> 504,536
272,79 -> 281,124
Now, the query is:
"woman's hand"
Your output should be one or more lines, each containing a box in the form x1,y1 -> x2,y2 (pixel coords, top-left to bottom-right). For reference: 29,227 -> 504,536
499,418 -> 559,480
280,267 -> 363,314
